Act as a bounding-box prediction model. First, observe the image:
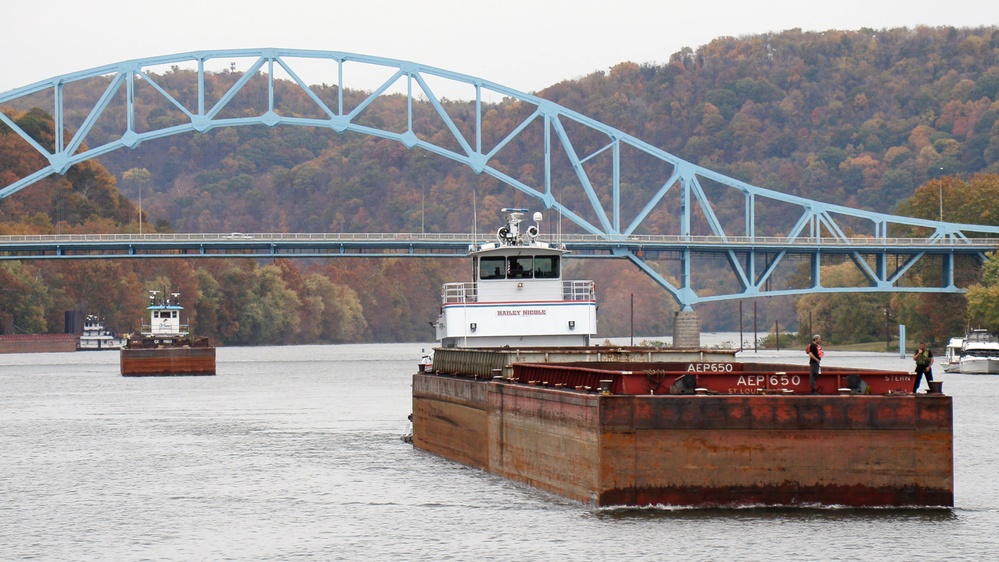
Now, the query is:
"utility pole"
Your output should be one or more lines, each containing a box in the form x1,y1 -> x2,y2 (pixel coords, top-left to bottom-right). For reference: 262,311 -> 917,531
939,167 -> 944,222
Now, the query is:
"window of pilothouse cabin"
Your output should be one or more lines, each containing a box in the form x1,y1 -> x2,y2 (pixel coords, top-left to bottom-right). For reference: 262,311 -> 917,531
478,255 -> 559,280
479,256 -> 506,279
507,256 -> 533,279
533,255 -> 559,278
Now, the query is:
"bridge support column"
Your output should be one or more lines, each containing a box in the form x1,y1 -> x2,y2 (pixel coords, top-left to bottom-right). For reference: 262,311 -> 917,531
672,310 -> 701,349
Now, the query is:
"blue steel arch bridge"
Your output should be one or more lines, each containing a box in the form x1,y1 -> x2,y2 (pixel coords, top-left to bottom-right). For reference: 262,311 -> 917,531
1,48 -> 998,310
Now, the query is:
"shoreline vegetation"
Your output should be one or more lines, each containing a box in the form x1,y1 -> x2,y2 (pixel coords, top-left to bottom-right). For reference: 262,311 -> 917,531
4,26 -> 999,346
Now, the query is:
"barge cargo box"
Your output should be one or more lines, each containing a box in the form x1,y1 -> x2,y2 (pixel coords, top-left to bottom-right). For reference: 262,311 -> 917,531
412,354 -> 953,508
0,334 -> 77,354
120,338 -> 216,377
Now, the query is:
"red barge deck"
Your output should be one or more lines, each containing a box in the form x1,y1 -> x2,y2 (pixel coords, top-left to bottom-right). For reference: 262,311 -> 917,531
412,348 -> 953,508
510,360 -> 917,396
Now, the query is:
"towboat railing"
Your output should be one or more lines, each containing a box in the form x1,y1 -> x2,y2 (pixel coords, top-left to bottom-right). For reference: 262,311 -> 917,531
564,280 -> 596,301
441,280 -> 595,303
442,282 -> 477,303
141,323 -> 190,334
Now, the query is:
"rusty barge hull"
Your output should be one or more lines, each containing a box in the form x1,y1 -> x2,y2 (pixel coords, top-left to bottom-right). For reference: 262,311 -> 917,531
0,334 -> 77,354
120,347 -> 216,376
412,372 -> 953,508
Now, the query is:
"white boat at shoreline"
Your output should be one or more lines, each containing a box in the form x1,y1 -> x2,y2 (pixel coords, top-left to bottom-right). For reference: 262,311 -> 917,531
77,315 -> 126,350
958,329 -> 999,375
943,337 -> 964,373
433,208 -> 597,348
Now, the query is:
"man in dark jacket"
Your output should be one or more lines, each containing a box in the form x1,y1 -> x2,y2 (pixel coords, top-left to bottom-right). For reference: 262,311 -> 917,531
807,334 -> 823,394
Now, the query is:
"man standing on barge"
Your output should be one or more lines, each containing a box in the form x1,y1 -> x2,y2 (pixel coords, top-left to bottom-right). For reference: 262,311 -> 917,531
807,334 -> 823,394
913,342 -> 934,393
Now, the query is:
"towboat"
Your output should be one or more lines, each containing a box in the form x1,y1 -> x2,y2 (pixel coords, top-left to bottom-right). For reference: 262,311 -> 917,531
958,329 -> 999,374
120,290 -> 215,376
77,315 -> 126,350
434,208 -> 596,348
410,207 -> 953,508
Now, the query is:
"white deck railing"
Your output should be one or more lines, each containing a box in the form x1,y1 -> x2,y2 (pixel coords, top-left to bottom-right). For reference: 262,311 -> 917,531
441,280 -> 595,303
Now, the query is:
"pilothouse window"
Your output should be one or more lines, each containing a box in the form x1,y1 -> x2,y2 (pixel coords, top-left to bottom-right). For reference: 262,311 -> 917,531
534,256 -> 559,279
508,256 -> 533,279
479,257 -> 506,280
478,255 -> 559,279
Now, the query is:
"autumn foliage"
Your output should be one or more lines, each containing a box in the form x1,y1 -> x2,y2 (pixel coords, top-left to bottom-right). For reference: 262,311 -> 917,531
4,25 -> 999,343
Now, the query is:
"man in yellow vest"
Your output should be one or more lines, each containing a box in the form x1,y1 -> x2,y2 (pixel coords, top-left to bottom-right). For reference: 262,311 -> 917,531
913,342 -> 934,393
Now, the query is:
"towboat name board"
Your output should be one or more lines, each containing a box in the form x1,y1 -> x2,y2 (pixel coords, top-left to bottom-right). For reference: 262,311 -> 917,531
497,309 -> 548,316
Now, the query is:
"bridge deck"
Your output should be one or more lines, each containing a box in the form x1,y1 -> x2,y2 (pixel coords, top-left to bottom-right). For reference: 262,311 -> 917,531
2,232 -> 996,259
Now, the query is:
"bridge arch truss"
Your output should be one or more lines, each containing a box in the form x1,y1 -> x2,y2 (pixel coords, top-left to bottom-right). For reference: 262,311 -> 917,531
2,48 -> 998,308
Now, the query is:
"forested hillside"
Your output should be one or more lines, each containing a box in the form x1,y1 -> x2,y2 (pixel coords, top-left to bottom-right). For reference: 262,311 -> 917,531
2,25 -> 999,344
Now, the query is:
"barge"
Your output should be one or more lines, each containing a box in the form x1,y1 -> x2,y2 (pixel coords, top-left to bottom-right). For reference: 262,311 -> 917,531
410,208 -> 953,508
0,333 -> 77,353
120,290 -> 216,376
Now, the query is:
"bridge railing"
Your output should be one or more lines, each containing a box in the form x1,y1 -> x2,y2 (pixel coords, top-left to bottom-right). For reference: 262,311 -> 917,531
0,232 -> 479,243
2,232 -> 997,248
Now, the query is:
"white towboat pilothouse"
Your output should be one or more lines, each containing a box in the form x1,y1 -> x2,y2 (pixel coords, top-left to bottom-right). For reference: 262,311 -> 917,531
434,208 -> 597,348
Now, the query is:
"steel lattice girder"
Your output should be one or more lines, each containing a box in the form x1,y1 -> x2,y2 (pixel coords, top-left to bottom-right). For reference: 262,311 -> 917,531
2,48 -> 998,307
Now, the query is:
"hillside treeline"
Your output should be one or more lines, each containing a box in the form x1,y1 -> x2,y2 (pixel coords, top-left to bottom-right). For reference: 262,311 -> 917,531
3,25 -> 999,344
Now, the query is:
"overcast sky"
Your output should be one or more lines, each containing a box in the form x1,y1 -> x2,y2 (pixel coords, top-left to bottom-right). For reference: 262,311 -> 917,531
3,0 -> 998,99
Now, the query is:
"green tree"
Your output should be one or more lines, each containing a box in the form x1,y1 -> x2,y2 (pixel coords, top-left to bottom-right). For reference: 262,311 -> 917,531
302,273 -> 367,342
794,261 -> 892,343
965,253 -> 999,331
0,262 -> 50,334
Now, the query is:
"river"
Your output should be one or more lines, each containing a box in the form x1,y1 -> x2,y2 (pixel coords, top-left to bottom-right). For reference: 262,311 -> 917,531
1,342 -> 997,560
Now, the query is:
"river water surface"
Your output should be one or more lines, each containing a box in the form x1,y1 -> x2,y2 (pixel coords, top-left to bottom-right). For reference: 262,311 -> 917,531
2,342 -> 997,560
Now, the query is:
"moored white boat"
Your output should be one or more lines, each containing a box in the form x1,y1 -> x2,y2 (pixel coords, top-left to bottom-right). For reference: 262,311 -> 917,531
943,337 -> 963,373
433,208 -> 597,348
958,329 -> 999,375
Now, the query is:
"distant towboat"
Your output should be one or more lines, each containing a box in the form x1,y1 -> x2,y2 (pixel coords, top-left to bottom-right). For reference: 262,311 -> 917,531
77,315 -> 126,351
120,290 -> 216,377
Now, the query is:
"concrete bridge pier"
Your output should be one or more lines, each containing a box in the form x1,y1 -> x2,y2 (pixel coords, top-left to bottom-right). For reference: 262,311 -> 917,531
672,310 -> 700,348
